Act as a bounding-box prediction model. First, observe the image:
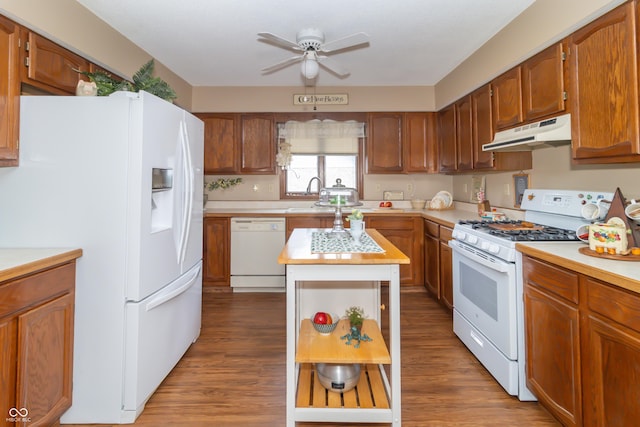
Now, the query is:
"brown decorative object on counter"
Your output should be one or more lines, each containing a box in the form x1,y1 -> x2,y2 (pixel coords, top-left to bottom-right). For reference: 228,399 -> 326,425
604,187 -> 640,248
478,200 -> 491,216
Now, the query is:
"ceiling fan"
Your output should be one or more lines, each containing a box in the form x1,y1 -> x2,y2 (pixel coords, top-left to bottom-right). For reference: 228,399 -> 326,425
258,28 -> 369,80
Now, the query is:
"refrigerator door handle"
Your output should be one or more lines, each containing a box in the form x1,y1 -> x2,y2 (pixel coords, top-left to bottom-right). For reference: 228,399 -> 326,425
145,263 -> 201,312
176,120 -> 194,265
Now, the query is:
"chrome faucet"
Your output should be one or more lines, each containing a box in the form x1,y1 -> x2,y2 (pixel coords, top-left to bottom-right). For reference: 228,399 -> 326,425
305,176 -> 322,194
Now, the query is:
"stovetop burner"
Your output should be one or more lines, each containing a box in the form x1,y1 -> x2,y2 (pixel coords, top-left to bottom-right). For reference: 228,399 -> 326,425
458,219 -> 578,242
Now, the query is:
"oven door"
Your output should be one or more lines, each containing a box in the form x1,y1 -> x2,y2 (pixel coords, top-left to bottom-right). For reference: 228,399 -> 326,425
450,239 -> 517,359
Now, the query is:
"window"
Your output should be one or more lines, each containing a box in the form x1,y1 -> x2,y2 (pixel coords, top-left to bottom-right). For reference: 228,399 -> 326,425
277,120 -> 365,199
286,154 -> 358,195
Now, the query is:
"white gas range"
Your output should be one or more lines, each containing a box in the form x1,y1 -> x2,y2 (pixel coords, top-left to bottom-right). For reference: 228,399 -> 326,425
449,189 -> 613,401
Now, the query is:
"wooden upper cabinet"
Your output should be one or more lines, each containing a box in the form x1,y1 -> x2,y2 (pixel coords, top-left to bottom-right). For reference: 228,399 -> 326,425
472,83 -> 532,172
198,113 -> 239,174
569,1 -> 640,163
0,15 -> 20,167
471,84 -> 495,169
367,112 -> 403,173
455,95 -> 473,171
198,113 -> 276,175
21,30 -> 89,95
438,103 -> 457,173
404,112 -> 438,173
492,67 -> 524,130
240,113 -> 276,174
522,42 -> 567,122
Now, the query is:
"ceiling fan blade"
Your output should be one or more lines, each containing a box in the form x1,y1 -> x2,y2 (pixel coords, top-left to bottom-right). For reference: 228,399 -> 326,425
317,56 -> 350,77
261,55 -> 304,74
320,32 -> 369,53
258,32 -> 302,51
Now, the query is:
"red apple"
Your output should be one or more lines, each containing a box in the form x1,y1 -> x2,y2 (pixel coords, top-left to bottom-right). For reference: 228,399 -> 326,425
313,312 -> 328,325
379,201 -> 385,207
384,201 -> 393,207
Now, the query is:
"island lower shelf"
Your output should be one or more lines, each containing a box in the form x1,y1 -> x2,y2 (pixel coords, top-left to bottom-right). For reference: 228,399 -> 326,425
296,319 -> 390,364
296,363 -> 390,409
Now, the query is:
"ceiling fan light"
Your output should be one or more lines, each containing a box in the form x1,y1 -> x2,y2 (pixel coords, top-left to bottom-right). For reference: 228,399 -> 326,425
301,58 -> 319,79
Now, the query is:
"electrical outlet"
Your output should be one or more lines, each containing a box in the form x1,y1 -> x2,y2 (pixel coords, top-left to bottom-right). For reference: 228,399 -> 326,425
268,184 -> 274,193
376,184 -> 381,191
504,183 -> 510,196
407,183 -> 413,193
464,183 -> 468,193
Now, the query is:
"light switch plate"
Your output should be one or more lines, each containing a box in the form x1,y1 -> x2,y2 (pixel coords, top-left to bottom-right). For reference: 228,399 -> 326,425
383,190 -> 404,201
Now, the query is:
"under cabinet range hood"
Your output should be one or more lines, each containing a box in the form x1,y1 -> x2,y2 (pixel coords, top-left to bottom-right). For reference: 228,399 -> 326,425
482,113 -> 571,152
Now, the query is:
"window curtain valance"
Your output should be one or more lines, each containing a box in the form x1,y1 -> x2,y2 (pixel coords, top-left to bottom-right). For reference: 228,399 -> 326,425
276,119 -> 365,169
277,120 -> 365,155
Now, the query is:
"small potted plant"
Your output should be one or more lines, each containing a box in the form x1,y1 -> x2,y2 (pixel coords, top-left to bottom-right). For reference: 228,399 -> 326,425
346,209 -> 364,222
346,209 -> 365,240
345,306 -> 366,331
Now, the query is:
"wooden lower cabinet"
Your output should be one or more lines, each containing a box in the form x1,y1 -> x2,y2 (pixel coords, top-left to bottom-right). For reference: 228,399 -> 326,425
287,215 -> 423,286
525,283 -> 581,426
523,254 -> 640,427
0,261 -> 76,427
286,215 -> 335,240
439,227 -> 453,309
423,219 -> 440,298
203,217 -> 230,287
368,216 -> 423,286
423,219 -> 452,309
582,277 -> 640,426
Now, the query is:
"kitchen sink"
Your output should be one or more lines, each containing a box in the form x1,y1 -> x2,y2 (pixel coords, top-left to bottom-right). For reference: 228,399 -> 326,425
285,206 -> 374,213
285,207 -> 336,213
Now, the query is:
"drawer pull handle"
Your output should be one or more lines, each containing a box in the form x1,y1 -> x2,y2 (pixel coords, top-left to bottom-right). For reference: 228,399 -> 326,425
470,330 -> 484,347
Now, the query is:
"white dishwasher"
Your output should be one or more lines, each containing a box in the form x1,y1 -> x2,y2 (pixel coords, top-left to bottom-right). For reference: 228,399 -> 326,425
230,217 -> 286,292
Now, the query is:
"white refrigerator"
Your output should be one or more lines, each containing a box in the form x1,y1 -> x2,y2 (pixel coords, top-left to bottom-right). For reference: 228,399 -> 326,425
0,91 -> 204,423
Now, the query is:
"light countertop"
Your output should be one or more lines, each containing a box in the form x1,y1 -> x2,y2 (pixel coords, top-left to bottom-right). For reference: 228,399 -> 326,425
0,248 -> 83,282
516,242 -> 640,293
205,201 -> 489,228
278,228 -> 410,265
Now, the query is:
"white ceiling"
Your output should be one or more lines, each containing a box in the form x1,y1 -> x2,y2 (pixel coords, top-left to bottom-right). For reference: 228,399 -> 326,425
75,0 -> 535,87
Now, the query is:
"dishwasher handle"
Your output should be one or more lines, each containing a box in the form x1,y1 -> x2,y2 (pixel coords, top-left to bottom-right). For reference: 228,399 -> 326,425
231,217 -> 286,232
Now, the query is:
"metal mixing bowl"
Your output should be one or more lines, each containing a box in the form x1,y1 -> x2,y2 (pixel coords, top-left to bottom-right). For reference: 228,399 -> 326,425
315,363 -> 361,393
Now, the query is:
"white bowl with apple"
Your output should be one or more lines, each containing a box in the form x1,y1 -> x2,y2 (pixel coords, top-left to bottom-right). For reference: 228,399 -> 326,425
312,311 -> 339,335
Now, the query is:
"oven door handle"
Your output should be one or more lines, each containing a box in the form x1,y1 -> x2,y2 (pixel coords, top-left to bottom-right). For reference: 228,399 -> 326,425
449,240 -> 513,273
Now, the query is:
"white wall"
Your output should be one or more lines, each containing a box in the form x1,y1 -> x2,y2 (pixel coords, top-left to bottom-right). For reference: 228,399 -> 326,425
206,173 -> 453,203
3,0 -> 637,207
434,0 -> 627,108
0,0 -> 193,108
452,146 -> 640,209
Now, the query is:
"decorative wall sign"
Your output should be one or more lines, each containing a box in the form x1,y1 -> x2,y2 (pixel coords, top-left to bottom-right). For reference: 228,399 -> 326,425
513,173 -> 530,208
293,94 -> 349,105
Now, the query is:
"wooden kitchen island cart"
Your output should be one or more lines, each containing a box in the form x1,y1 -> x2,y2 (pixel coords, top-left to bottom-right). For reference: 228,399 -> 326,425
278,228 -> 409,426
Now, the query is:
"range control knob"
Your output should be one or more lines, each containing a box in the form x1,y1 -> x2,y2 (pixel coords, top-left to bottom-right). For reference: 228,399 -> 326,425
481,241 -> 491,251
488,244 -> 500,254
467,235 -> 478,244
453,230 -> 466,241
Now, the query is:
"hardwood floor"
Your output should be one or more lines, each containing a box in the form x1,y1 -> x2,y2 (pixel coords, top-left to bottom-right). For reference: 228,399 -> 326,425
66,287 -> 559,427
